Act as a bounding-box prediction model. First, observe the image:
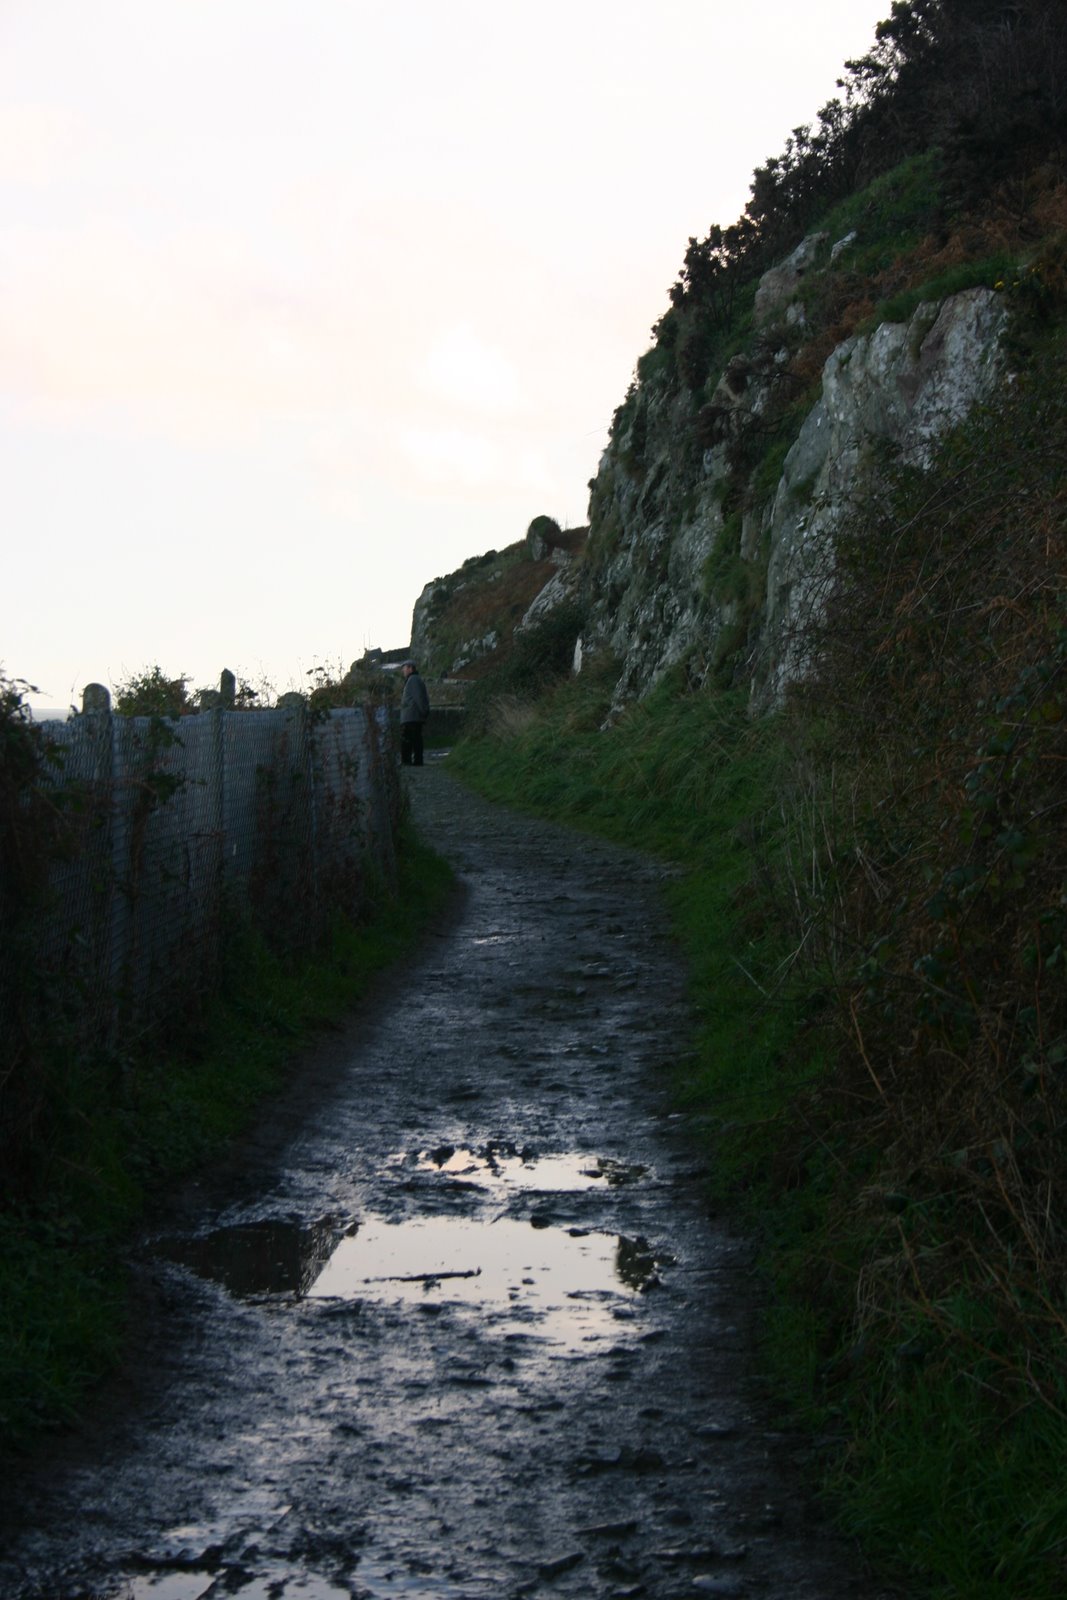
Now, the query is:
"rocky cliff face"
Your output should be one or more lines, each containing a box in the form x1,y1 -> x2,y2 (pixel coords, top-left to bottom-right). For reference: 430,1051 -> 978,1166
408,232 -> 1010,711
759,283 -> 1006,701
577,238 -> 1008,710
408,523 -> 587,683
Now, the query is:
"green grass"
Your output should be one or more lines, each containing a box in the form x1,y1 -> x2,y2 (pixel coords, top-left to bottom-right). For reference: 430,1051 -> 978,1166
815,151 -> 945,274
836,1368 -> 1067,1598
0,1216 -> 124,1447
874,252 -> 1017,327
0,826 -> 453,1456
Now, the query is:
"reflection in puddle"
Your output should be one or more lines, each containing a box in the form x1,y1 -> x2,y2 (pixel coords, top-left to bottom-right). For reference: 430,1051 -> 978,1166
616,1234 -> 659,1290
310,1216 -> 657,1346
120,1560 -> 474,1599
413,1143 -> 646,1191
120,1567 -> 410,1599
112,1500 -> 467,1600
154,1216 -> 341,1298
121,1578 -> 214,1600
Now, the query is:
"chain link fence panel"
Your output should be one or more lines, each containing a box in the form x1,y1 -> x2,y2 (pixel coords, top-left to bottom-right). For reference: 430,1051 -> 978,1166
3,703 -> 401,1083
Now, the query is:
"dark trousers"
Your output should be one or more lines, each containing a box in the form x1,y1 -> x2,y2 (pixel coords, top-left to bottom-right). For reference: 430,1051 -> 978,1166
401,721 -> 424,766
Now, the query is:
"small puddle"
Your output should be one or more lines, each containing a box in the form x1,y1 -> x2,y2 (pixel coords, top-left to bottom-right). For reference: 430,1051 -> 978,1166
410,1143 -> 646,1191
120,1560 -> 478,1599
118,1562 -> 449,1599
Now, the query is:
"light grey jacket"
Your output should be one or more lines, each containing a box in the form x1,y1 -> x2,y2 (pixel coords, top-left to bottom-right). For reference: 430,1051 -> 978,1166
400,671 -> 430,724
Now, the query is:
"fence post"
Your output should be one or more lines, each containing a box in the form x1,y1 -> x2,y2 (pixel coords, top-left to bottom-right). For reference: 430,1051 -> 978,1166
80,684 -> 130,1037
207,701 -> 225,969
364,707 -> 399,885
82,683 -> 111,714
300,700 -> 322,937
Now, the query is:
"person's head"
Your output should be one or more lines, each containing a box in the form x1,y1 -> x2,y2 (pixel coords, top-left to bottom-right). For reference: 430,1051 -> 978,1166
401,660 -> 417,677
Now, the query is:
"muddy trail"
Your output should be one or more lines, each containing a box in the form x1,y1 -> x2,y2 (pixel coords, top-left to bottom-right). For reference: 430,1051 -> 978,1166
1,765 -> 900,1600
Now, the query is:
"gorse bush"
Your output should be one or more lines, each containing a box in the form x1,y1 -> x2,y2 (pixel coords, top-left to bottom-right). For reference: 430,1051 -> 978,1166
661,0 -> 1067,335
113,665 -> 193,718
0,675 -> 60,922
617,0 -> 1067,537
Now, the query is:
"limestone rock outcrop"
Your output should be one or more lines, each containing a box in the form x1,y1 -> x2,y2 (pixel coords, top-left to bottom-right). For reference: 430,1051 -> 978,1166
409,234 -> 1010,715
754,232 -> 827,326
574,231 -> 1009,711
760,287 -> 1007,700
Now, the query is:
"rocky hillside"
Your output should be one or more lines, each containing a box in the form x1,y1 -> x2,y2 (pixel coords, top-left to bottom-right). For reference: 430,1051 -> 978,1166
409,1 -> 1066,717
581,216 -> 1010,708
408,517 -> 587,683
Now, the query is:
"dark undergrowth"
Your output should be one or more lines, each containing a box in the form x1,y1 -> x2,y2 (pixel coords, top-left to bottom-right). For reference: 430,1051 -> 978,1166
448,337 -> 1067,1599
0,827 -> 453,1458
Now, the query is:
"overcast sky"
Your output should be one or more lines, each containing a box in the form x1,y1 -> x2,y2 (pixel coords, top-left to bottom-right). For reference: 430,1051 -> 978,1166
2,0 -> 891,710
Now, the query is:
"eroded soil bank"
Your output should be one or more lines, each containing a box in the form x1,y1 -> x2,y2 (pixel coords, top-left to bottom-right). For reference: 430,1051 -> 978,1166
0,765 -> 902,1600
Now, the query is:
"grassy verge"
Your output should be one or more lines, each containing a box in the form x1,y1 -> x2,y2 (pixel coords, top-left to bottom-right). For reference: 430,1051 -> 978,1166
0,826 -> 453,1456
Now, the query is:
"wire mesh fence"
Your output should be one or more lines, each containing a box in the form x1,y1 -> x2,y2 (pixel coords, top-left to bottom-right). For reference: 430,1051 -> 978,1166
3,701 -> 401,1067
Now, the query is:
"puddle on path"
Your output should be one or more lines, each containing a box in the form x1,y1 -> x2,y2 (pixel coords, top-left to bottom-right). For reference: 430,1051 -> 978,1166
112,1505 -> 482,1598
310,1214 -> 658,1344
152,1149 -> 659,1348
408,1143 -> 646,1191
119,1559 -> 464,1599
155,1215 -> 659,1348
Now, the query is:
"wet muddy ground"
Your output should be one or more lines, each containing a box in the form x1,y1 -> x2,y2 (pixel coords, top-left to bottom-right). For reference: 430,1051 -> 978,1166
1,764 -> 901,1600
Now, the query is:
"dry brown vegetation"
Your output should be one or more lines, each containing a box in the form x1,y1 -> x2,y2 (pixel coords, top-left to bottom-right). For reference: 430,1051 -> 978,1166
777,338 -> 1067,1417
415,545 -> 563,682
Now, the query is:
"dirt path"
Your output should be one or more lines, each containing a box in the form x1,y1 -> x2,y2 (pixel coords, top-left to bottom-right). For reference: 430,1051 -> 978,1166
1,765 -> 899,1600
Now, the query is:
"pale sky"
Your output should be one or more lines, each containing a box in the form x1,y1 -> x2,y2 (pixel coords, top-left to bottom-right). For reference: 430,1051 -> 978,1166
2,0 -> 891,710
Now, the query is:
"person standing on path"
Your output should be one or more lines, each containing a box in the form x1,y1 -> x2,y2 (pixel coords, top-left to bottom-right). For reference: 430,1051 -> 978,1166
399,659 -> 430,767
